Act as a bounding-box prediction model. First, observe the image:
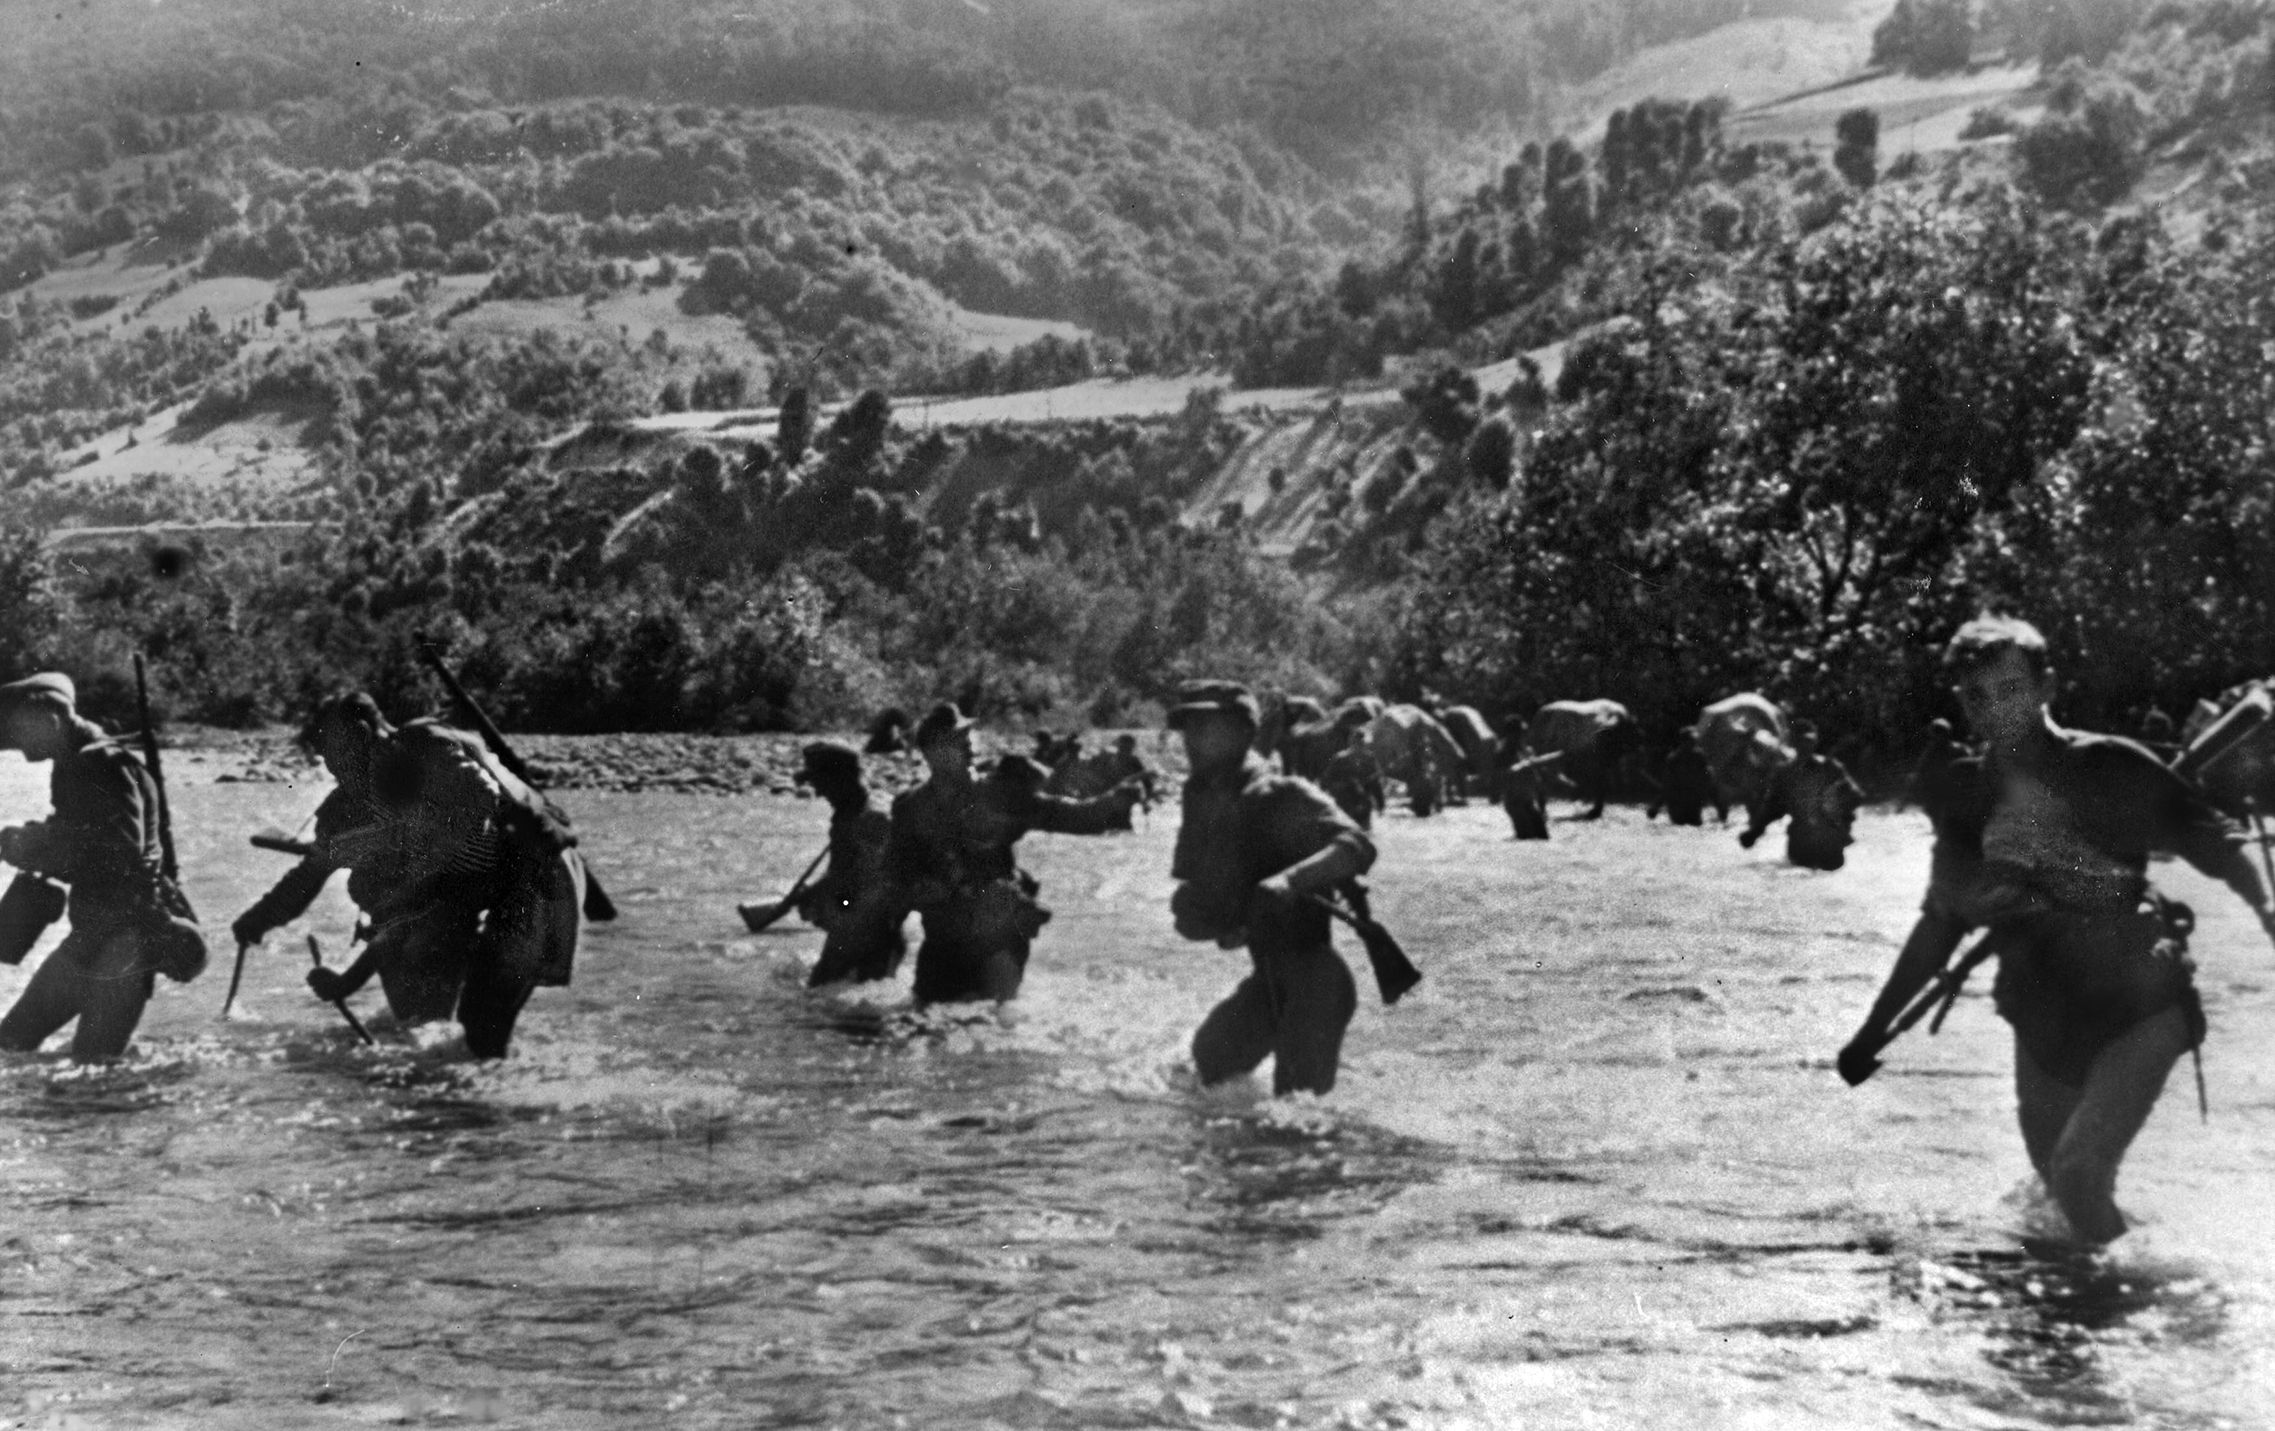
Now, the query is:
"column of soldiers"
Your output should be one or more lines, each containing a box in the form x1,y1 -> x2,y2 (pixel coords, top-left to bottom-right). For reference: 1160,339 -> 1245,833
0,674 -> 594,1064
11,626 -> 2275,1249
748,686 -> 1404,1095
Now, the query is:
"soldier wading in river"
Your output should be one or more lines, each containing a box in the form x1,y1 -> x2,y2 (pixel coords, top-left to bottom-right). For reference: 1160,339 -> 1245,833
1169,680 -> 1377,1096
1839,617 -> 2275,1244
787,739 -> 906,988
885,702 -> 1140,1005
232,693 -> 585,1057
0,673 -> 206,1061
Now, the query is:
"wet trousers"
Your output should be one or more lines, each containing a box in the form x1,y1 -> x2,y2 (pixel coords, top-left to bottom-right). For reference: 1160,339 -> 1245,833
0,924 -> 154,1061
1192,939 -> 1359,1096
1504,793 -> 1548,840
806,893 -> 908,988
459,847 -> 585,1059
910,881 -> 1043,1005
910,928 -> 1028,1004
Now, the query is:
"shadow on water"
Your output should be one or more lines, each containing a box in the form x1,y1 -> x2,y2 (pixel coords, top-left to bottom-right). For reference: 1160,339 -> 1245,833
1184,1105 -> 1445,1240
0,1054 -> 195,1118
1905,1242 -> 2229,1420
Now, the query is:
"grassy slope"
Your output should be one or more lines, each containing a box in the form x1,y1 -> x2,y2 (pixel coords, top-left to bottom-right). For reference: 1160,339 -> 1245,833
15,5 -> 2086,550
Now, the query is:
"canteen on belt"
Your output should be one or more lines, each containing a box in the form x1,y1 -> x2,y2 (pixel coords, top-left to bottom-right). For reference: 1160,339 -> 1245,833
0,871 -> 67,966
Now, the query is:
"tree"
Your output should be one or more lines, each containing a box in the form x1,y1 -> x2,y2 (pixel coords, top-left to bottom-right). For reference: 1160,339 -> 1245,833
1834,108 -> 1880,188
776,385 -> 813,465
1413,191 -> 2099,748
1872,0 -> 1974,76
0,529 -> 60,681
2015,80 -> 2145,210
1541,138 -> 1595,266
1463,415 -> 1518,489
1400,365 -> 1480,444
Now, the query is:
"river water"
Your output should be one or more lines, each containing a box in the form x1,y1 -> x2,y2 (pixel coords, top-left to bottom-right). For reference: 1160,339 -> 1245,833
3,752 -> 2273,1429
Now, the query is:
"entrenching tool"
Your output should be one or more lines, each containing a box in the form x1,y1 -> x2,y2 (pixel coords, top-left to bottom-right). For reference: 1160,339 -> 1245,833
222,940 -> 250,1019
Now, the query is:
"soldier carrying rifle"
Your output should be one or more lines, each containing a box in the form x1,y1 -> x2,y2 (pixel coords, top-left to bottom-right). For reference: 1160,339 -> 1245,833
231,692 -> 585,1058
1838,617 -> 2275,1245
739,740 -> 907,988
884,703 -> 1141,1005
1168,680 -> 1415,1098
0,672 -> 205,1061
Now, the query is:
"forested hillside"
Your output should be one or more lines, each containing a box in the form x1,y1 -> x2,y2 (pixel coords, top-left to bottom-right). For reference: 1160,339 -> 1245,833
3,0 -> 2272,772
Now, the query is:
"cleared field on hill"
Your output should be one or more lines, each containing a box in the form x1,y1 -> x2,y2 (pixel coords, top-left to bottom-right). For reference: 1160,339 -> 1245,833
1729,61 -> 2043,153
1563,0 -> 1882,137
59,399 -> 322,492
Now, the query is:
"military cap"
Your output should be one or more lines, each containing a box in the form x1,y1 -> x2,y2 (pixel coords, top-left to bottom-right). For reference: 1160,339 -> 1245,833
799,739 -> 862,783
1167,680 -> 1260,730
0,672 -> 75,710
297,690 -> 388,745
0,673 -> 76,749
912,701 -> 977,748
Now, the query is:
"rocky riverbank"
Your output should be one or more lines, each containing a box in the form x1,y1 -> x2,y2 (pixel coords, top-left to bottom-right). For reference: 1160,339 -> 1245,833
175,726 -> 1185,798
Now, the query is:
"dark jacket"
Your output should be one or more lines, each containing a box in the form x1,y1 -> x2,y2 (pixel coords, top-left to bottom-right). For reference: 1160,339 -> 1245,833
886,769 -> 1130,909
801,798 -> 894,927
1172,753 -> 1375,949
241,720 -> 575,941
13,721 -> 170,935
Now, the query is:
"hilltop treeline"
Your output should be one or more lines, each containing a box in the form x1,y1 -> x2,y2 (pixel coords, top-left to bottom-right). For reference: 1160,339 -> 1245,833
2,0 -> 1847,182
0,0 -> 1864,369
1161,96 -> 1839,386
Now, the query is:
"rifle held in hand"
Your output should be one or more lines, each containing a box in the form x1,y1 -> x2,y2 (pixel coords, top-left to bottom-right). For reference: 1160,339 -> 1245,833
1309,880 -> 1421,1006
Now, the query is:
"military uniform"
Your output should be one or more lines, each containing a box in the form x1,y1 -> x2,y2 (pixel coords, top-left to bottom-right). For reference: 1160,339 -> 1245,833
238,706 -> 582,1057
1740,749 -> 1864,870
1500,750 -> 1560,841
1103,739 -> 1159,805
1948,724 -> 2264,1087
0,676 -> 203,1060
1653,735 -> 1717,826
886,738 -> 1132,1005
1170,683 -> 1377,1096
796,743 -> 906,988
1319,744 -> 1385,831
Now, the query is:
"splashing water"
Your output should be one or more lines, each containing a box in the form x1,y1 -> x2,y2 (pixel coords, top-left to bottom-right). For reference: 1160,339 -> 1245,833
3,755 -> 2272,1428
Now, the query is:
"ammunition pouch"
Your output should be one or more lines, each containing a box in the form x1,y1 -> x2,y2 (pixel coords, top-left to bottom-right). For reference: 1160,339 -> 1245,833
941,877 -> 1051,948
1171,881 -> 1245,945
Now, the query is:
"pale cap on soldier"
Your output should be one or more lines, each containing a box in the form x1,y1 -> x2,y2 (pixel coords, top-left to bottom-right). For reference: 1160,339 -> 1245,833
913,701 -> 977,749
0,672 -> 76,750
1167,680 -> 1260,730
